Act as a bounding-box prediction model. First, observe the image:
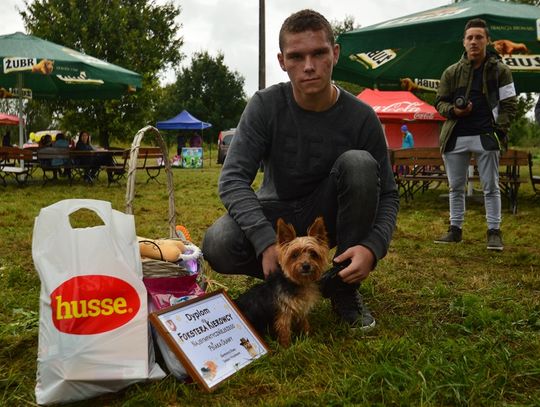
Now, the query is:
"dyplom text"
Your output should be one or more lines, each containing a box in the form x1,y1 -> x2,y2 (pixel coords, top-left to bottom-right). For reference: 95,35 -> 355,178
177,306 -> 234,350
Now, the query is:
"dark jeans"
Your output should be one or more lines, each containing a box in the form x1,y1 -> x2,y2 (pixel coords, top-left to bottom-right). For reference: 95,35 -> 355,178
202,150 -> 380,279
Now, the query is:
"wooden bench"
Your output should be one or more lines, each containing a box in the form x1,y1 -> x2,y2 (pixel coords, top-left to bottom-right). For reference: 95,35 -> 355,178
528,152 -> 540,196
35,148 -> 128,185
0,147 -> 34,185
497,149 -> 529,214
69,150 -> 107,184
101,149 -> 130,186
36,148 -> 98,185
69,150 -> 125,184
392,148 -> 447,201
133,147 -> 165,183
391,147 -> 530,214
36,147 -> 73,184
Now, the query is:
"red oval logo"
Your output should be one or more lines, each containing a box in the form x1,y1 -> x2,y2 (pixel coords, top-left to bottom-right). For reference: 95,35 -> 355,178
50,275 -> 141,335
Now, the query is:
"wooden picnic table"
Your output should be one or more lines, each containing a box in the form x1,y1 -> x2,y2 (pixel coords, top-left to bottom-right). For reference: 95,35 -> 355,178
0,146 -> 35,185
35,148 -> 124,185
2,146 -> 166,186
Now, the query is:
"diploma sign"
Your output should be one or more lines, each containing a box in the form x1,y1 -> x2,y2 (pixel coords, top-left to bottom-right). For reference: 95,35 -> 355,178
149,290 -> 269,392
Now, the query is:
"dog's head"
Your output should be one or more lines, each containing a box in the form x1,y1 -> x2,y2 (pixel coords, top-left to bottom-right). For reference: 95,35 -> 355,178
240,337 -> 251,347
276,217 -> 329,284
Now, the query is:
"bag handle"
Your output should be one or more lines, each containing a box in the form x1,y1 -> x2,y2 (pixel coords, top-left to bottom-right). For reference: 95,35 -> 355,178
43,199 -> 114,228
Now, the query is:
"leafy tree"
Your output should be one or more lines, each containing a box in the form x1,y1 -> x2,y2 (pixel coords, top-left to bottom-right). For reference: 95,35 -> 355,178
20,0 -> 183,147
331,15 -> 358,39
157,51 -> 247,145
331,16 -> 364,95
509,93 -> 540,147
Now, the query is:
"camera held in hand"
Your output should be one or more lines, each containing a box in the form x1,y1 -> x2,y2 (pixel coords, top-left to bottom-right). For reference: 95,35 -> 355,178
454,95 -> 469,110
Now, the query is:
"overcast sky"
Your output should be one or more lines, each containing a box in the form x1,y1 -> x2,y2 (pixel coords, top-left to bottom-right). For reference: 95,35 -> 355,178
1,0 -> 450,96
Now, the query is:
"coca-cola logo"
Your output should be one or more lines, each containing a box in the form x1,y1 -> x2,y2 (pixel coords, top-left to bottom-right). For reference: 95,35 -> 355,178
51,275 -> 140,335
371,101 -> 424,113
414,112 -> 435,120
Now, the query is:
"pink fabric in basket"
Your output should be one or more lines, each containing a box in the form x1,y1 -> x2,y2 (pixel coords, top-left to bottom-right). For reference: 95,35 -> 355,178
143,275 -> 204,312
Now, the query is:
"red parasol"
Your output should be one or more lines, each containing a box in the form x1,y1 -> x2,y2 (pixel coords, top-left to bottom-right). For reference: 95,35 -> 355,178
0,113 -> 20,125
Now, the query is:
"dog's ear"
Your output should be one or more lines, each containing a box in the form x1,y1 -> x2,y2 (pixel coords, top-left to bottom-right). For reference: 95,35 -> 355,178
276,218 -> 296,245
307,217 -> 328,246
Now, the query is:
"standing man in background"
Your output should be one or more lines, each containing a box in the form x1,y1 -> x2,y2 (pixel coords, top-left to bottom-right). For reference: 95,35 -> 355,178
434,18 -> 517,250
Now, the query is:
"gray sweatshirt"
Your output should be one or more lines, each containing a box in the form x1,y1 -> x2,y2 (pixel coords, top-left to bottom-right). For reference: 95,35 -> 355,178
219,82 -> 398,264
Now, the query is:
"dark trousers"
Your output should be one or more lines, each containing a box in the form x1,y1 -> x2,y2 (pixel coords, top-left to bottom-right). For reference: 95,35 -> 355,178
202,150 -> 380,280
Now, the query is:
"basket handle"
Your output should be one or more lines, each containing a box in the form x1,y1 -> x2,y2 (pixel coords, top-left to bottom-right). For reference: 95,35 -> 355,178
125,125 -> 176,238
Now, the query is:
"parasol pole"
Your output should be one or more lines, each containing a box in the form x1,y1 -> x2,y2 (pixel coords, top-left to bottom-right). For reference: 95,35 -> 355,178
205,124 -> 211,167
17,72 -> 24,148
17,72 -> 26,169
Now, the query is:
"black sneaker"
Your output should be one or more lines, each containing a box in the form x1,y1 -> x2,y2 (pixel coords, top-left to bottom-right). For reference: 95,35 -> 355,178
330,286 -> 376,331
487,229 -> 503,251
434,225 -> 462,244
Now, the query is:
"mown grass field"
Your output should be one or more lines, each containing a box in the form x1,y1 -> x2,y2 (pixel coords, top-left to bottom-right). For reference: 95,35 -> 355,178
1,151 -> 539,406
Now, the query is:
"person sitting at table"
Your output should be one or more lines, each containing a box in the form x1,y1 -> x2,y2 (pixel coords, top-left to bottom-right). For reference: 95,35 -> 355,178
53,133 -> 69,149
39,134 -> 53,148
75,130 -> 93,150
37,134 -> 57,179
52,133 -> 71,177
75,131 -> 100,182
75,130 -> 114,183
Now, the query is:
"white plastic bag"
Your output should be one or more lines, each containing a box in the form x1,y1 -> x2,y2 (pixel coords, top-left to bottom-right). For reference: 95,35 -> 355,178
32,199 -> 164,405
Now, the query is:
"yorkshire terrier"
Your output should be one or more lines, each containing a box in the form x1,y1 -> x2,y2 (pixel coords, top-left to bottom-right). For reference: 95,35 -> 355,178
235,217 -> 329,347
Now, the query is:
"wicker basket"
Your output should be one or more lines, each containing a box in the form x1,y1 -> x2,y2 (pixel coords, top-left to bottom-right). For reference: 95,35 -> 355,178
125,125 -> 204,279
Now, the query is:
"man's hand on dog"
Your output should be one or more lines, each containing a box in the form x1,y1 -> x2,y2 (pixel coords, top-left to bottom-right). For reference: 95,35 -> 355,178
262,244 -> 280,278
334,245 -> 374,284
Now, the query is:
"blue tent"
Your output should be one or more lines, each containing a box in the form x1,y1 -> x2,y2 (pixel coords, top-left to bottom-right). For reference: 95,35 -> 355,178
156,109 -> 212,130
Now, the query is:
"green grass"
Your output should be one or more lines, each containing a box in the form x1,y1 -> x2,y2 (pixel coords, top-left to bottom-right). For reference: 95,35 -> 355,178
1,154 -> 540,406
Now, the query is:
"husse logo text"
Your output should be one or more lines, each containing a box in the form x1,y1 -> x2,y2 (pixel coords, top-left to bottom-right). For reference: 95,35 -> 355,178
51,275 -> 140,335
